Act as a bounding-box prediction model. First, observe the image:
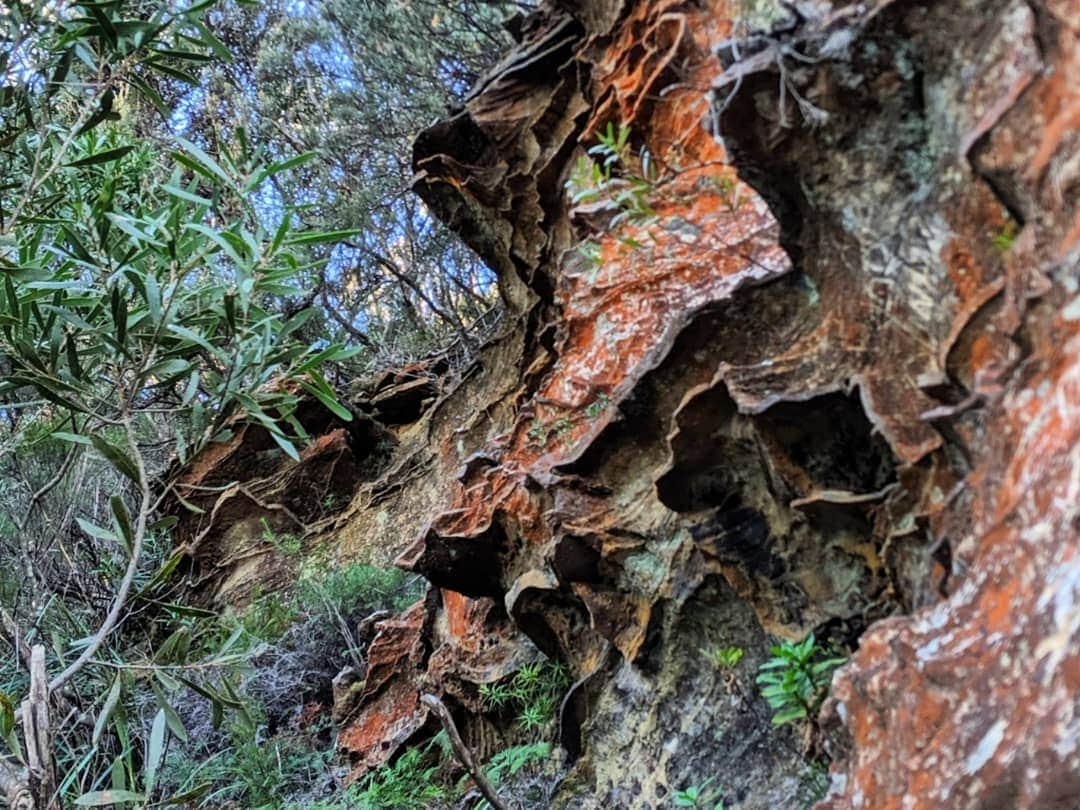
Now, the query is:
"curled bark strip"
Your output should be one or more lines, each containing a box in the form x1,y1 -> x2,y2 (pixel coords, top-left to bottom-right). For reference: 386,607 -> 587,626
420,693 -> 510,810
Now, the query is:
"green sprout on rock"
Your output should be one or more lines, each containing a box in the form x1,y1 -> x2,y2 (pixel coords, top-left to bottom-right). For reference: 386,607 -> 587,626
755,633 -> 845,726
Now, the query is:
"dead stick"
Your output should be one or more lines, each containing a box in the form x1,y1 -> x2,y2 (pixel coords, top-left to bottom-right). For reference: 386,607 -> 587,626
22,645 -> 55,809
420,694 -> 511,810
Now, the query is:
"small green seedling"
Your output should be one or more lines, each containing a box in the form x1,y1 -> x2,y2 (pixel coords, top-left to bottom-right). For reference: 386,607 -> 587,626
260,517 -> 301,556
702,646 -> 744,668
756,633 -> 846,726
585,393 -> 611,420
674,776 -> 724,808
991,221 -> 1018,253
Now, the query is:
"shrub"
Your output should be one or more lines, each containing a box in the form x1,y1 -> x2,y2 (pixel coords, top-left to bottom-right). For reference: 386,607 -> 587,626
164,713 -> 333,809
297,561 -> 423,618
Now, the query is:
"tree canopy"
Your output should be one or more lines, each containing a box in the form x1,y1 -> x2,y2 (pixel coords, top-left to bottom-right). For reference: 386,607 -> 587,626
0,0 -> 524,804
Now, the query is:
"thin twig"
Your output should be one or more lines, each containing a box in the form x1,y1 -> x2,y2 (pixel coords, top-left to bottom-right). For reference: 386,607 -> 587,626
22,645 -> 56,808
44,411 -> 150,695
420,694 -> 511,810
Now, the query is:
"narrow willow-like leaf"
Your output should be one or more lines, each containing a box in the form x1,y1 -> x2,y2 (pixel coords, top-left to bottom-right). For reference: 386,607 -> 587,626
65,146 -> 134,168
144,708 -> 166,795
92,675 -> 123,747
90,435 -> 141,485
74,790 -> 145,807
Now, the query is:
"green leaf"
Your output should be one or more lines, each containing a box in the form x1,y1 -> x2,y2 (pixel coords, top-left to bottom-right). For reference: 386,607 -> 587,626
189,19 -> 232,62
84,4 -> 118,46
162,183 -> 212,207
129,73 -> 170,118
149,516 -> 179,533
3,274 -> 19,314
105,213 -> 165,247
172,136 -> 232,186
170,490 -> 205,514
53,431 -> 92,446
770,705 -> 807,726
175,676 -> 242,711
270,213 -> 291,255
245,151 -> 319,192
60,224 -> 95,263
159,784 -> 212,806
153,669 -> 183,692
144,357 -> 192,383
152,48 -> 213,62
76,517 -> 119,544
299,374 -> 351,421
113,19 -> 164,43
110,496 -> 133,553
181,370 -> 200,405
160,602 -> 216,618
0,693 -> 14,739
297,342 -> 362,373
144,709 -> 166,795
267,151 -> 319,174
143,272 -> 161,326
146,60 -> 200,86
184,223 -> 246,268
133,550 -> 184,600
283,228 -> 360,246
166,323 -> 226,360
74,791 -> 145,807
181,0 -> 220,16
150,681 -> 188,742
757,659 -> 789,671
65,146 -> 134,168
91,435 -> 141,485
92,675 -> 123,747
269,429 -> 300,462
280,307 -> 315,337
110,286 -> 128,346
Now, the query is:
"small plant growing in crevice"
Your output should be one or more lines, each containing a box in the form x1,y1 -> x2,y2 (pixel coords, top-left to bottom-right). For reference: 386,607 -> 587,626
484,741 -> 551,788
566,122 -> 660,275
479,660 -> 570,735
674,776 -> 725,808
585,392 -> 611,420
527,418 -> 549,445
798,760 -> 831,808
260,517 -> 302,557
238,586 -> 300,644
755,633 -> 846,726
527,415 -> 575,447
702,645 -> 744,669
577,238 -> 604,274
991,220 -> 1018,253
583,122 -> 658,227
552,416 -> 573,438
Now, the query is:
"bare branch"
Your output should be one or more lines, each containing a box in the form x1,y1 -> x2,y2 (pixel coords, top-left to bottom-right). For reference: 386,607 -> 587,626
420,693 -> 511,810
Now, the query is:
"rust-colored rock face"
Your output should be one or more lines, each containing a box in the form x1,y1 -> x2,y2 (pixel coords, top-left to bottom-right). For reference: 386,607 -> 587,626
171,0 -> 1078,807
